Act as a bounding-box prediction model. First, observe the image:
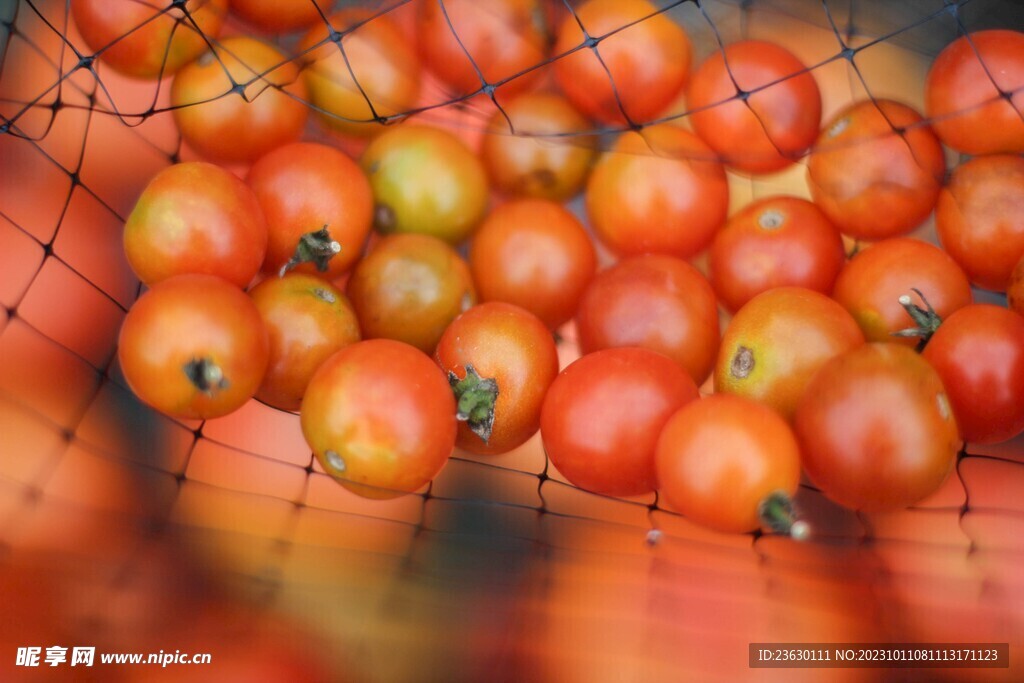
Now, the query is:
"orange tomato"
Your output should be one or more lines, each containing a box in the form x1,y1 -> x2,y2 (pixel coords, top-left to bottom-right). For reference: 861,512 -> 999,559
229,0 -> 335,34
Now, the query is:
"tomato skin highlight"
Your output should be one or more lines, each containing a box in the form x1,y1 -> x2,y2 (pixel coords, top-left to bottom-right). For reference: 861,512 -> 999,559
585,124 -> 729,259
935,154 -> 1024,293
469,198 -> 597,331
247,142 -> 373,280
925,29 -> 1024,155
655,394 -> 802,534
687,40 -> 822,174
118,274 -> 270,420
435,302 -> 559,456
71,0 -> 227,80
807,99 -> 945,240
708,196 -> 846,314
714,286 -> 864,420
831,237 -> 973,346
793,343 -> 960,512
249,273 -> 361,412
575,254 -> 721,386
301,339 -> 457,499
540,347 -> 699,498
124,161 -> 268,289
921,304 -> 1024,445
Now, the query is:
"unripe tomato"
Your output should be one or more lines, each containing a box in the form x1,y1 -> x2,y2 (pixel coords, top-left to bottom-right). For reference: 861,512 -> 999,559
435,302 -> 559,456
171,36 -> 308,164
301,339 -> 457,499
124,161 -> 268,289
360,125 -> 489,245
794,343 -> 960,512
118,274 -> 270,420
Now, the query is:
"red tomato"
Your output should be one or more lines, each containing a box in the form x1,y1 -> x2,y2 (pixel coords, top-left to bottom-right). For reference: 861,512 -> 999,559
124,161 -> 268,289
249,273 -> 360,412
71,0 -> 227,79
831,237 -> 973,346
793,343 -> 960,512
1011,255 -> 1024,317
708,196 -> 846,313
585,124 -> 729,258
655,394 -> 804,536
469,198 -> 596,330
921,304 -> 1024,445
435,302 -> 559,455
299,9 -> 420,138
714,287 -> 864,420
935,154 -> 1024,292
417,0 -> 549,100
171,36 -> 308,164
301,339 -> 457,499
807,99 -> 945,240
346,234 -> 476,353
553,0 -> 691,125
481,92 -> 597,201
925,30 -> 1024,155
687,40 -> 822,174
118,274 -> 270,420
575,254 -> 721,386
229,0 -> 334,33
540,347 -> 699,497
360,125 -> 490,245
247,142 -> 373,280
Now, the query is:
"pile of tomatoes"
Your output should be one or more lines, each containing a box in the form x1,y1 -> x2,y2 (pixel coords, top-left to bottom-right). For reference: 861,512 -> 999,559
76,0 -> 1024,539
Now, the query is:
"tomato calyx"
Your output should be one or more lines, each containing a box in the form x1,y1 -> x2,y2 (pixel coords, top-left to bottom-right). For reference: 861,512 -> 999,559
373,204 -> 397,234
448,364 -> 499,443
892,288 -> 943,350
279,226 -> 341,277
730,346 -> 755,379
757,490 -> 810,540
183,357 -> 229,394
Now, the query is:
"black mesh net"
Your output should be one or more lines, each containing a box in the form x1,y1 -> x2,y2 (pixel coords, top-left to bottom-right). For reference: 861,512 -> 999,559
1,0 -> 1023,681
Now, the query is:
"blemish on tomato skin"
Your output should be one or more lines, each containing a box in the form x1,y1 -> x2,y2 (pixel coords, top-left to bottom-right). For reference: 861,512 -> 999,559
325,449 -> 346,473
731,346 -> 755,379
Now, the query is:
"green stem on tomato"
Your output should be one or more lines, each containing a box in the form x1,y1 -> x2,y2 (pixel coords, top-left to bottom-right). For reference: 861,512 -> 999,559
891,288 -> 943,351
448,364 -> 499,444
758,490 -> 810,540
279,225 -> 341,277
183,357 -> 229,394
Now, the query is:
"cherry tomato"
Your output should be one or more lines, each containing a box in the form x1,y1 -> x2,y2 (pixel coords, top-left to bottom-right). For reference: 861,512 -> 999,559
714,286 -> 864,420
229,0 -> 333,33
575,254 -> 720,386
299,9 -> 420,138
793,343 -> 960,512
921,304 -> 1024,445
346,233 -> 476,353
71,0 -> 227,79
247,142 -> 373,280
249,273 -> 360,412
708,196 -> 846,314
124,161 -> 268,289
806,99 -> 945,240
553,0 -> 691,125
301,338 -> 457,499
481,92 -> 597,201
540,347 -> 699,498
118,274 -> 270,420
171,36 -> 308,164
687,40 -> 822,174
585,123 -> 729,258
655,394 -> 803,536
935,154 -> 1024,292
360,125 -> 490,244
1011,255 -> 1024,317
435,302 -> 559,456
469,198 -> 596,330
417,0 -> 549,100
925,29 -> 1024,155
831,237 -> 973,346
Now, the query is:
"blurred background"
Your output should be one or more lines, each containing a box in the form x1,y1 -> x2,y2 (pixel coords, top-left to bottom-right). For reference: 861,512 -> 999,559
1,0 -> 1023,680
